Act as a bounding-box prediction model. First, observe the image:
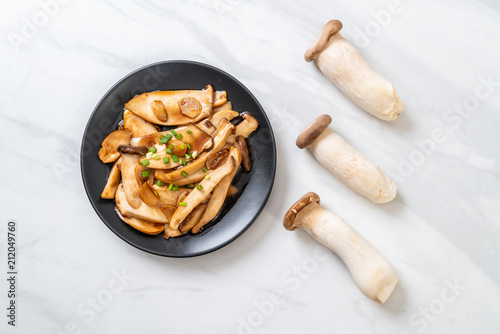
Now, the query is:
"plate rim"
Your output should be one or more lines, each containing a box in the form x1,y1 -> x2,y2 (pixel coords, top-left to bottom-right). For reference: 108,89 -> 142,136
80,59 -> 276,258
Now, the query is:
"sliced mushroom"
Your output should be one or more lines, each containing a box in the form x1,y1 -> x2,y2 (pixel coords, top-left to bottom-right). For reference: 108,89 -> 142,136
178,97 -> 202,119
139,182 -> 159,206
101,158 -> 121,199
98,129 -> 132,163
120,153 -> 142,209
169,149 -> 237,230
130,125 -> 213,170
151,100 -> 168,122
118,145 -> 148,156
234,135 -> 251,172
213,91 -> 227,107
179,203 -> 209,233
192,148 -> 242,233
159,204 -> 177,221
152,184 -> 192,207
114,207 -> 164,235
195,119 -> 216,135
123,109 -> 158,137
158,118 -> 235,182
155,168 -> 209,186
115,184 -> 168,223
125,85 -> 214,125
227,112 -> 259,144
227,185 -> 238,197
213,101 -> 232,113
206,149 -> 229,170
134,164 -> 153,185
211,110 -> 239,128
164,224 -> 184,240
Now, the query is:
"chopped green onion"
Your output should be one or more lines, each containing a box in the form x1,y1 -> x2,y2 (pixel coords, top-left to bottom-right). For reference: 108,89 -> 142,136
159,135 -> 165,140
186,143 -> 191,150
154,191 -> 158,197
186,184 -> 195,189
166,148 -> 173,154
181,158 -> 186,166
172,155 -> 179,162
142,170 -> 149,178
168,183 -> 173,190
181,171 -> 188,178
146,152 -> 153,159
175,134 -> 183,140
205,175 -> 210,180
168,144 -> 173,149
160,134 -> 172,144
152,153 -> 160,160
163,157 -> 170,164
149,147 -> 157,153
180,144 -> 185,150
201,167 -> 207,173
140,159 -> 150,166
196,185 -> 203,190
172,186 -> 178,191
170,129 -> 177,136
178,201 -> 187,206
185,153 -> 192,159
186,130 -> 193,135
156,180 -> 162,186
192,151 -> 198,158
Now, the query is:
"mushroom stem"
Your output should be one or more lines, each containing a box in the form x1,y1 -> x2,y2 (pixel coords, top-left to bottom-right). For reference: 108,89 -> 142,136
305,20 -> 404,121
284,192 -> 398,303
297,115 -> 396,203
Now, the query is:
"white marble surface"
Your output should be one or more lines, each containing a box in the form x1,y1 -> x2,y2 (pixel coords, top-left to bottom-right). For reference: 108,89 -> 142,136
1,0 -> 500,333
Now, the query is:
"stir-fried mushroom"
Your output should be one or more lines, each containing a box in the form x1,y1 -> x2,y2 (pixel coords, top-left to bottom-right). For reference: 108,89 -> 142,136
234,135 -> 251,172
211,110 -> 239,128
179,203 -> 209,233
125,85 -> 214,125
213,91 -> 227,107
139,182 -> 159,206
101,158 -> 121,199
115,185 -> 168,223
206,149 -> 229,170
120,153 -> 143,209
195,119 -> 216,135
164,224 -> 184,240
227,112 -> 259,144
118,145 -> 148,156
213,101 -> 232,113
98,129 -> 132,163
114,207 -> 164,235
123,109 -> 159,137
169,150 -> 237,230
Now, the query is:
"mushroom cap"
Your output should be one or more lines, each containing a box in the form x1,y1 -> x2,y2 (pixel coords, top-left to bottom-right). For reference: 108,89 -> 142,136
283,192 -> 321,231
296,114 -> 332,149
304,20 -> 343,62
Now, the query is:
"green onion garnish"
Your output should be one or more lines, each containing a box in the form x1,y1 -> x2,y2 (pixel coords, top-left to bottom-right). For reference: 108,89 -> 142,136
175,134 -> 183,140
142,170 -> 149,178
152,153 -> 160,160
140,159 -> 149,166
185,153 -> 192,159
186,143 -> 191,150
186,130 -> 193,135
181,171 -> 188,178
166,148 -> 172,154
202,167 -> 207,173
172,155 -> 179,162
160,134 -> 172,144
168,183 -> 173,190
186,184 -> 195,189
172,186 -> 178,191
196,185 -> 203,190
163,157 -> 170,164
180,144 -> 185,150
170,129 -> 177,136
168,144 -> 173,149
149,147 -> 157,153
178,201 -> 187,206
154,191 -> 158,197
181,158 -> 186,166
156,180 -> 162,186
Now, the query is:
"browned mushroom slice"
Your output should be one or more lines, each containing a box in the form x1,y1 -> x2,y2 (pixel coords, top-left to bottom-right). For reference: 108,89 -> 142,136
227,185 -> 238,197
115,184 -> 168,223
169,148 -> 238,230
125,85 -> 214,125
213,91 -> 227,107
118,145 -> 148,156
164,224 -> 184,239
178,97 -> 202,118
139,182 -> 159,206
206,149 -> 229,170
123,109 -> 158,137
120,153 -> 142,209
98,129 -> 132,163
134,164 -> 154,185
114,207 -> 164,235
192,148 -> 242,233
130,124 -> 213,169
213,101 -> 232,113
159,119 -> 235,182
179,203 -> 209,233
211,110 -> 239,128
151,184 -> 192,207
227,112 -> 259,144
101,158 -> 121,199
151,100 -> 168,122
234,135 -> 251,172
195,118 -> 216,135
159,204 -> 177,221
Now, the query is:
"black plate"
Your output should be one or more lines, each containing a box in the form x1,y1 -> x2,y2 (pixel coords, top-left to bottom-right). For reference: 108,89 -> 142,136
81,60 -> 276,257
